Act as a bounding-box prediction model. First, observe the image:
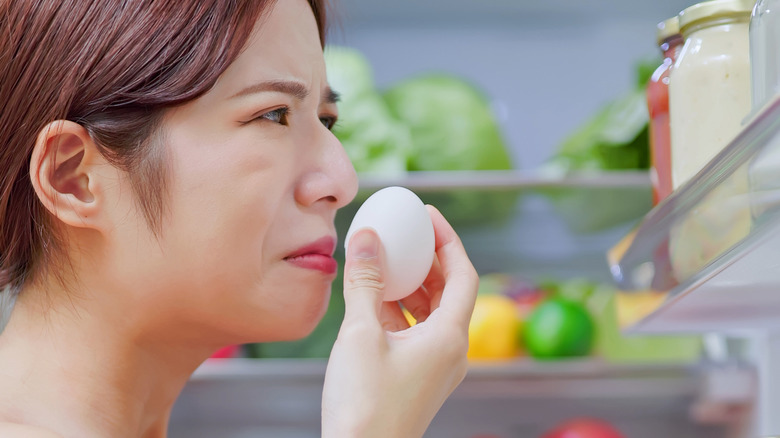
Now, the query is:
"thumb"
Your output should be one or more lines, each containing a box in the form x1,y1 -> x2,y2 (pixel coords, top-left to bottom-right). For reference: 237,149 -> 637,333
343,228 -> 385,324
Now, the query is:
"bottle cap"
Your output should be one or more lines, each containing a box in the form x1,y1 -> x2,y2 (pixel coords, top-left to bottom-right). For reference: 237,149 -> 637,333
678,0 -> 754,35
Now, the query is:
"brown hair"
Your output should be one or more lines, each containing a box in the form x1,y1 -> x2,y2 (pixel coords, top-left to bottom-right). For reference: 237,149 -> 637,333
0,0 -> 329,296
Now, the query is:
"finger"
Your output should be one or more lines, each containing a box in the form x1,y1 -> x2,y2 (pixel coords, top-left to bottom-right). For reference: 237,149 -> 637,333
399,287 -> 431,323
342,228 -> 386,325
426,205 -> 479,326
420,255 -> 444,311
379,301 -> 410,332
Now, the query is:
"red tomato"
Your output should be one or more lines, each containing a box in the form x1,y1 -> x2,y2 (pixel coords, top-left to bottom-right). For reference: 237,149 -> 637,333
541,418 -> 626,438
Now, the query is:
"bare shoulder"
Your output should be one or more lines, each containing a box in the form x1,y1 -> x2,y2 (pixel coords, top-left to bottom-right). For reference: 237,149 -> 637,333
0,422 -> 64,437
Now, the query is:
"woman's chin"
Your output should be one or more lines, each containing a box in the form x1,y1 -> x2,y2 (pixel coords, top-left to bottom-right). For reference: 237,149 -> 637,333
257,320 -> 322,343
280,301 -> 330,341
246,290 -> 331,343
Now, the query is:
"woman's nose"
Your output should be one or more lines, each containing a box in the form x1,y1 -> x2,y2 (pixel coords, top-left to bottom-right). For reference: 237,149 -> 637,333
294,127 -> 358,209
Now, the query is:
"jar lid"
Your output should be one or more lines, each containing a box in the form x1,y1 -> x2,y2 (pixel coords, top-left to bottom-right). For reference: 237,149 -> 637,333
656,16 -> 681,45
678,0 -> 754,34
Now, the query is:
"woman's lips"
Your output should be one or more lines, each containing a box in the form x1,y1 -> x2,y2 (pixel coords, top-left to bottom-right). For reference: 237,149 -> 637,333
285,254 -> 338,275
285,236 -> 337,275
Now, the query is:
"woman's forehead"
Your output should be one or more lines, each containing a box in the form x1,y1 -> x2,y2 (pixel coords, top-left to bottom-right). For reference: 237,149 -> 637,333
215,0 -> 325,99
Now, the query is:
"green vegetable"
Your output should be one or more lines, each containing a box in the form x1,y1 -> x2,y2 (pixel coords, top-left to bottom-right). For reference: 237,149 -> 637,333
547,57 -> 661,173
325,46 -> 410,175
383,74 -> 517,226
324,46 -> 375,103
384,74 -> 512,171
335,93 -> 412,175
325,48 -> 515,178
551,89 -> 649,171
326,48 -> 518,226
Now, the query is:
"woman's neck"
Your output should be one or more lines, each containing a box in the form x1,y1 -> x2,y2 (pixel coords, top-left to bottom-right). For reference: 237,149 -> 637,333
0,282 -> 209,438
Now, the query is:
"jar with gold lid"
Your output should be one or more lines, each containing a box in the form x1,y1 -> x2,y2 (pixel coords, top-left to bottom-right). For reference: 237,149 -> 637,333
669,0 -> 753,188
668,0 -> 754,282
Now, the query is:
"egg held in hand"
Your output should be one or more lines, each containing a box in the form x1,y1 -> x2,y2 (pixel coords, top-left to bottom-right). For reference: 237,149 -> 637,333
345,186 -> 435,302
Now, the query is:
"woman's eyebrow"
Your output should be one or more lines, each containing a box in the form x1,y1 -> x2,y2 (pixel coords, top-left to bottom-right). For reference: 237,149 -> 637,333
324,86 -> 340,105
231,79 -> 309,100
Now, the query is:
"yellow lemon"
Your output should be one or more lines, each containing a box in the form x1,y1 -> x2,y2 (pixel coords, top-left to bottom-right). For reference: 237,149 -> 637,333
467,295 -> 522,361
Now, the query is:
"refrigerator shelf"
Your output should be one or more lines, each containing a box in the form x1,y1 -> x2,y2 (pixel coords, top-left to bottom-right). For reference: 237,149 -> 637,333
356,169 -> 651,193
171,358 -> 742,438
191,357 -> 700,385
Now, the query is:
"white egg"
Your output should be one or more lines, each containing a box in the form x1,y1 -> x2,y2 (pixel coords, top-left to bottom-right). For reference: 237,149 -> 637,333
345,186 -> 435,302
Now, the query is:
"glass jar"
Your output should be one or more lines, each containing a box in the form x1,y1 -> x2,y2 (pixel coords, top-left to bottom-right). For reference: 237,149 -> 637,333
668,0 -> 754,283
750,0 -> 780,110
669,0 -> 753,188
647,17 -> 684,204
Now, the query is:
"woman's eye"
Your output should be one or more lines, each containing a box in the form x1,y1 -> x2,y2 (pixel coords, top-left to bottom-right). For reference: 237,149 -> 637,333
259,107 -> 289,125
320,115 -> 337,130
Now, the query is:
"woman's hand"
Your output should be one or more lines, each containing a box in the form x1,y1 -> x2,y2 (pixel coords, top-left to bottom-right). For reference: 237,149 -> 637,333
322,206 -> 478,438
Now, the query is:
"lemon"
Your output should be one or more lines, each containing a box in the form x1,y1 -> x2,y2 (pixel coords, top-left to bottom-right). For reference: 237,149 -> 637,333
467,295 -> 522,361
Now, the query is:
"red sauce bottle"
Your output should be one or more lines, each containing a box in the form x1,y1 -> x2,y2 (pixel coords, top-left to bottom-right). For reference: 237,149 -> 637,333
647,17 -> 684,204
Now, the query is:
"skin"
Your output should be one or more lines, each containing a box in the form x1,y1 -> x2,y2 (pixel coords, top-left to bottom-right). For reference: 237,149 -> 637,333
0,1 -> 478,437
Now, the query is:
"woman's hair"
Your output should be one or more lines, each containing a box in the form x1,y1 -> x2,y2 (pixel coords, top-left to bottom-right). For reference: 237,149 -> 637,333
0,1 -> 329,305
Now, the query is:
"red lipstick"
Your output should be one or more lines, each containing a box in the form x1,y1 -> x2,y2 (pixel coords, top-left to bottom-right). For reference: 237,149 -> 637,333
285,236 -> 337,275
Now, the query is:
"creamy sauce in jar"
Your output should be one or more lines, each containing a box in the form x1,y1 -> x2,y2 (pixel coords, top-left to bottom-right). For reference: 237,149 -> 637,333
667,0 -> 754,281
669,20 -> 751,187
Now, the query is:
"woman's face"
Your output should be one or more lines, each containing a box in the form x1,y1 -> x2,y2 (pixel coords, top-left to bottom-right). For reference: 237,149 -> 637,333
107,0 -> 358,344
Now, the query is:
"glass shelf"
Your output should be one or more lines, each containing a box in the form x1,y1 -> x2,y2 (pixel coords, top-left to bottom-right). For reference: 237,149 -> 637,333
356,169 -> 651,192
608,95 -> 780,335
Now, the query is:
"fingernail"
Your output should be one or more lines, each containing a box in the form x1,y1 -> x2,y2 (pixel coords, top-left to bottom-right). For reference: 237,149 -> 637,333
351,229 -> 379,259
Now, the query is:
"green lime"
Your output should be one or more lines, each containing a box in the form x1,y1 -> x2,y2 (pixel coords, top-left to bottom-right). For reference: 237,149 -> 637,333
524,298 -> 595,359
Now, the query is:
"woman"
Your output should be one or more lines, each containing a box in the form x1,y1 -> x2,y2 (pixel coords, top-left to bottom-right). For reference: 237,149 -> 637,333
0,1 -> 478,437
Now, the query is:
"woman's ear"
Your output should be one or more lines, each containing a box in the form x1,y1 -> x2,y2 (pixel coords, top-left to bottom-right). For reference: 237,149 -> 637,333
30,120 -> 106,230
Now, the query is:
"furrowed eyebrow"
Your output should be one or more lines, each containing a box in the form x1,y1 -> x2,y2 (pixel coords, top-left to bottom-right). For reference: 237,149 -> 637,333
324,87 -> 340,105
231,80 -> 309,101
